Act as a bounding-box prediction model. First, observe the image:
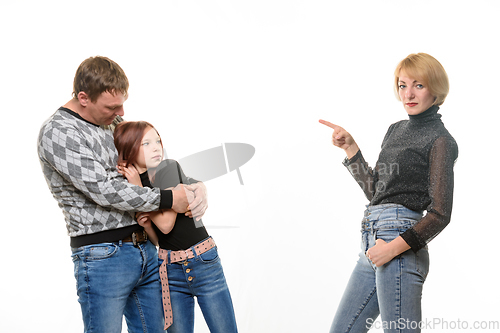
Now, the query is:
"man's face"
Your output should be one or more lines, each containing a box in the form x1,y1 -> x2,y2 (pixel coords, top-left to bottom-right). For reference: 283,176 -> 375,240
83,91 -> 127,126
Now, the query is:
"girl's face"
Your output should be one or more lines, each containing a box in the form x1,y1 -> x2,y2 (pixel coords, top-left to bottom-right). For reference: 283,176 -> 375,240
135,126 -> 163,173
398,71 -> 436,116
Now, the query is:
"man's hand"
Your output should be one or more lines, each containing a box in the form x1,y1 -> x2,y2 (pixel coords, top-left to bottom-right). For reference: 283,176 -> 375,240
184,182 -> 208,221
171,184 -> 194,214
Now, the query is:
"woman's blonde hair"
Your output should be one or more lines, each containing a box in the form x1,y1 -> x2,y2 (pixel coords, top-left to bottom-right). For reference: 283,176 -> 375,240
394,53 -> 449,106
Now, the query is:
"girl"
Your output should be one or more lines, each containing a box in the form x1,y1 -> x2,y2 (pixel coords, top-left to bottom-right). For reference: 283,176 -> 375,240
114,121 -> 238,333
320,53 -> 458,333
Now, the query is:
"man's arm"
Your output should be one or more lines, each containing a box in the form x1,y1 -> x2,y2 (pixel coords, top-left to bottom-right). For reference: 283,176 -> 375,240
38,124 -> 183,212
173,161 -> 208,221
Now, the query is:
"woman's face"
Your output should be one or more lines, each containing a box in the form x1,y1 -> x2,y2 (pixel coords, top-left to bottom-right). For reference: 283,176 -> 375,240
398,71 -> 436,116
135,127 -> 163,173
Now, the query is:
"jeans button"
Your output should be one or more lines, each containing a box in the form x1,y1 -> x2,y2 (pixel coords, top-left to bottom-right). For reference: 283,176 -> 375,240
183,261 -> 188,266
186,269 -> 191,273
188,276 -> 194,282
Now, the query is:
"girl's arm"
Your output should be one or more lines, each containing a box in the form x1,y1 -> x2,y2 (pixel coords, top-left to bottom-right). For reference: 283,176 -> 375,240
136,185 -> 178,236
136,213 -> 159,246
117,164 -> 176,239
150,186 -> 178,234
140,209 -> 177,235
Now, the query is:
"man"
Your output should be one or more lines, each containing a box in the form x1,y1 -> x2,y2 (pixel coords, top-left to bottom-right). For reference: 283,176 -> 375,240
37,56 -> 207,332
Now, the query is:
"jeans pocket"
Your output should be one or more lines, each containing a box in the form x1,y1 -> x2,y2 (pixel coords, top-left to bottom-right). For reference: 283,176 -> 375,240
199,247 -> 220,264
85,243 -> 118,260
374,228 -> 401,243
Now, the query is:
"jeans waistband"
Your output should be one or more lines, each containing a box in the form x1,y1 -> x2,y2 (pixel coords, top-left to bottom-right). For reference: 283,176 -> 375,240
158,236 -> 215,265
361,204 -> 423,231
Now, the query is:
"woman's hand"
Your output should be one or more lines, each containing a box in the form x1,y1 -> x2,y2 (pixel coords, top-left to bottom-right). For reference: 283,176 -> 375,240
117,163 -> 142,186
366,237 -> 411,267
319,120 -> 359,159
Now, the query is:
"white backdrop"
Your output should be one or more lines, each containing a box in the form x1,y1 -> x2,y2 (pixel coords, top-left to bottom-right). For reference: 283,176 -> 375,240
1,1 -> 499,332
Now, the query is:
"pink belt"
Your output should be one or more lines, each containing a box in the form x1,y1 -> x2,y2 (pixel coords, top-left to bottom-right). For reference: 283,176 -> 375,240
157,237 -> 216,330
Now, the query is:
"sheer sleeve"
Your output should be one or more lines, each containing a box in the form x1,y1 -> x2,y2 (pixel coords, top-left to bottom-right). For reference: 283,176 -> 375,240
401,136 -> 459,252
343,150 -> 377,201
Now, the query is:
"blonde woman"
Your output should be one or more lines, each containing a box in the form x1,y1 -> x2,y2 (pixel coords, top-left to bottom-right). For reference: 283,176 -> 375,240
320,53 -> 458,333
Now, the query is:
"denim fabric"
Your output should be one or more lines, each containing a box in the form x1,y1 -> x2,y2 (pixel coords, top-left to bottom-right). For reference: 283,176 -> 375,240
330,204 -> 430,333
161,242 -> 237,333
71,240 -> 164,333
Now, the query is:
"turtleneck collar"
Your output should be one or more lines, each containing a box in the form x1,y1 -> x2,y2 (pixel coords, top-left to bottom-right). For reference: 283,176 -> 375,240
408,105 -> 441,123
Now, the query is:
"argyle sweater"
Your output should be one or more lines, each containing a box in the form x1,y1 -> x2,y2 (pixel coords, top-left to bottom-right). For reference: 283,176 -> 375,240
38,107 -> 172,241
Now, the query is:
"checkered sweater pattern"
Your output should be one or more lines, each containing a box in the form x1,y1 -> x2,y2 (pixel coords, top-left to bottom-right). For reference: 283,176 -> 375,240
38,108 -> 162,237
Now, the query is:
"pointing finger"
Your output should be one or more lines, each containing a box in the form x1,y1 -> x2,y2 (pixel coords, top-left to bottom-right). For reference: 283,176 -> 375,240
319,119 -> 340,130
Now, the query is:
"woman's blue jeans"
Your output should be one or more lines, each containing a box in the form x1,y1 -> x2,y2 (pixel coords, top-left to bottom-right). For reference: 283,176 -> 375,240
71,240 -> 164,333
330,204 -> 430,333
162,244 -> 238,333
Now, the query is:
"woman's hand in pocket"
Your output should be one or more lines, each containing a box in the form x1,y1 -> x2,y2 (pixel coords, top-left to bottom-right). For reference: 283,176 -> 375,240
366,237 -> 410,267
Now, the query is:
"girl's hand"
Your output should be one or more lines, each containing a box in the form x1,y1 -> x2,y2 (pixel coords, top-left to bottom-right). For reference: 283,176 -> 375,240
136,212 -> 159,246
136,212 -> 152,228
318,120 -> 359,159
117,163 -> 142,186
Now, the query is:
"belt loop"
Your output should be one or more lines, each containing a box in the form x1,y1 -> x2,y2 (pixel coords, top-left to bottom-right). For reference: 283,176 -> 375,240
132,232 -> 137,247
189,246 -> 197,259
167,250 -> 171,265
118,240 -> 123,247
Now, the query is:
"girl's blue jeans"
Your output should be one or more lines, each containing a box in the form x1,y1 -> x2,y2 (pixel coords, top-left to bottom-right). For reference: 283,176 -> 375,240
330,204 -> 430,333
162,244 -> 238,333
71,240 -> 164,333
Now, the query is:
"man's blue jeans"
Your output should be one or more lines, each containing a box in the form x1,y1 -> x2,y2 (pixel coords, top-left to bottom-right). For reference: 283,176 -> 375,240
161,244 -> 238,333
330,204 -> 430,333
71,240 -> 164,333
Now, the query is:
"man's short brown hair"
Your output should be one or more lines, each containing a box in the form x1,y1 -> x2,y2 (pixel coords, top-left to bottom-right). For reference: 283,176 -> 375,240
72,56 -> 129,102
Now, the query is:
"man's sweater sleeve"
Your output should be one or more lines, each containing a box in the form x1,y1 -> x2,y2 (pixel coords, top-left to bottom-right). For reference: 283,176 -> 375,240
39,124 -> 172,212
